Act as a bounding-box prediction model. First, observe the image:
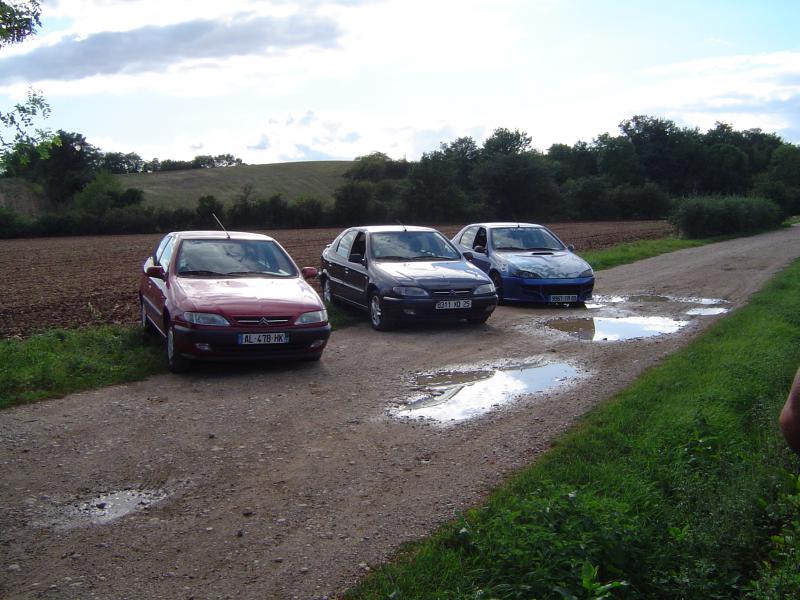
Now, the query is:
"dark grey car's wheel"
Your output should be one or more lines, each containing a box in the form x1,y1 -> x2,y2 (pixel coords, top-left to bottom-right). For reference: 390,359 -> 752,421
369,292 -> 393,331
166,323 -> 190,373
490,272 -> 505,304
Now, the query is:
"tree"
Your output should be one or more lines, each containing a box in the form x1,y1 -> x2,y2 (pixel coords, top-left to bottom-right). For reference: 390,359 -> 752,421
0,1 -> 50,149
101,151 -> 144,174
2,130 -> 101,204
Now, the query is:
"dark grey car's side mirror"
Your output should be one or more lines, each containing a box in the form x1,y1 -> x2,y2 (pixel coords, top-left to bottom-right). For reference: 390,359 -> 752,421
463,251 -> 474,261
473,245 -> 486,254
567,244 -> 575,252
349,253 -> 366,265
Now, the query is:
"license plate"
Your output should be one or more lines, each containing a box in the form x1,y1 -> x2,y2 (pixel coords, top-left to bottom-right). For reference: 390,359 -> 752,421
239,332 -> 288,344
435,299 -> 472,310
549,294 -> 578,303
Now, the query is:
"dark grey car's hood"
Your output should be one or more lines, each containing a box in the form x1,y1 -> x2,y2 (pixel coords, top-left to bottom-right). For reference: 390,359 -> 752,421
374,260 -> 489,287
498,250 -> 592,278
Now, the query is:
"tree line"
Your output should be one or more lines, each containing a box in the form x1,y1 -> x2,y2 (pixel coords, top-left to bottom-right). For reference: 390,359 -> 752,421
0,116 -> 798,238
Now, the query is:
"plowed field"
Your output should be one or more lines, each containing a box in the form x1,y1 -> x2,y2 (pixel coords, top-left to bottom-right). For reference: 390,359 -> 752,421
0,221 -> 674,338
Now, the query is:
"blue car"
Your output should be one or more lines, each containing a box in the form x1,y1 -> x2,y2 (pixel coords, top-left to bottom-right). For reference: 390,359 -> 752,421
452,222 -> 594,304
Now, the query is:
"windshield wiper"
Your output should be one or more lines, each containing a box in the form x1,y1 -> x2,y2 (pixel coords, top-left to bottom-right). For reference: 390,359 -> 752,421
375,255 -> 410,261
178,270 -> 225,276
226,271 -> 276,277
494,246 -> 524,251
525,247 -> 559,251
413,255 -> 454,260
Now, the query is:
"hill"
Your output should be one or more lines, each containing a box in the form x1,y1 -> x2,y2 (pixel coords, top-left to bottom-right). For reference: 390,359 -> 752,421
116,160 -> 352,209
0,178 -> 51,217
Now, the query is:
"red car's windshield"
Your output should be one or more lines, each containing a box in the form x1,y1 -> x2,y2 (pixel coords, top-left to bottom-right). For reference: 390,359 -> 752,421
175,239 -> 298,277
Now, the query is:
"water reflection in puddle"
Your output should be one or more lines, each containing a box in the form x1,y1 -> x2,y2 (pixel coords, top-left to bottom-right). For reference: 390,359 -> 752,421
590,294 -> 727,309
547,316 -> 688,341
685,307 -> 729,316
34,488 -> 169,530
395,361 -> 578,424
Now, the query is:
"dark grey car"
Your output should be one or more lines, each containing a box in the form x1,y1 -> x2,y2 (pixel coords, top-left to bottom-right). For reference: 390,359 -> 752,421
320,225 -> 498,330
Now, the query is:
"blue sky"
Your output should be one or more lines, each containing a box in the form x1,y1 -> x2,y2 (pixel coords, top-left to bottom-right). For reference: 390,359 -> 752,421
1,0 -> 798,164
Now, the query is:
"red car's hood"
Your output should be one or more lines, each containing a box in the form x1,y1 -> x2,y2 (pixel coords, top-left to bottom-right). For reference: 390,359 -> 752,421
172,276 -> 323,316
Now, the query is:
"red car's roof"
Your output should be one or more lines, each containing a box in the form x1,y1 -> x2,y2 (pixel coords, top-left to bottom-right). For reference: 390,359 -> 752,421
167,230 -> 277,242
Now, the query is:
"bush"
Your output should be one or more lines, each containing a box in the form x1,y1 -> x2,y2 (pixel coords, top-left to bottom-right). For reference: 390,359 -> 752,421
670,195 -> 783,238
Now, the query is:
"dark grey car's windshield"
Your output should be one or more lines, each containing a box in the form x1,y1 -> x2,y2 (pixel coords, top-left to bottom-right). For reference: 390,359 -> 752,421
491,227 -> 564,251
176,239 -> 298,277
370,231 -> 461,261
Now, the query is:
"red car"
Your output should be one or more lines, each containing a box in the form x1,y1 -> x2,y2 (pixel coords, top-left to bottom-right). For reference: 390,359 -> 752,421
139,231 -> 331,372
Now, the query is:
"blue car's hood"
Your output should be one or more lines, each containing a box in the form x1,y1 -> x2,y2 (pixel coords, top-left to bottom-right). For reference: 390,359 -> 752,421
374,260 -> 488,287
497,250 -> 591,278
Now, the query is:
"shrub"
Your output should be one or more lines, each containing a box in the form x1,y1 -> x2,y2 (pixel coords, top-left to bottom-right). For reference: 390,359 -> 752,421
670,195 -> 782,238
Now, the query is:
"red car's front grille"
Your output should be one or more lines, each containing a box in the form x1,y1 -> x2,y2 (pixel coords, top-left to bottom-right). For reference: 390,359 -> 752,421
235,316 -> 292,326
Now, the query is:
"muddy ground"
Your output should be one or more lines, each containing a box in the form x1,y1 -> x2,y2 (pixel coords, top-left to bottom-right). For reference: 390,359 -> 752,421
2,226 -> 799,600
0,221 -> 673,339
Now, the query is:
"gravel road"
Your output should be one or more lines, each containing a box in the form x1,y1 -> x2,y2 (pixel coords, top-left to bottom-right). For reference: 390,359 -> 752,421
2,226 -> 800,600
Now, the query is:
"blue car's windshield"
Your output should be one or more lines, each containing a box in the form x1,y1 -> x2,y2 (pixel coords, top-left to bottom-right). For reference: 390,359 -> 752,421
176,239 -> 298,277
491,227 -> 564,251
370,231 -> 461,261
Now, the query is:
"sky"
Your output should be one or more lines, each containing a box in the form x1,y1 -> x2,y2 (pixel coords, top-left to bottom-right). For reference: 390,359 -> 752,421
1,0 -> 798,164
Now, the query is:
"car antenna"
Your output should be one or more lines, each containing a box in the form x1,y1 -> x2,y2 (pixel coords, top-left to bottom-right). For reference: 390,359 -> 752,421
212,213 -> 230,239
395,220 -> 407,232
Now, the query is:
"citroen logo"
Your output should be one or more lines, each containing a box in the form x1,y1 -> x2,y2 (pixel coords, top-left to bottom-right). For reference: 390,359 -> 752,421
449,290 -> 456,297
259,317 -> 271,325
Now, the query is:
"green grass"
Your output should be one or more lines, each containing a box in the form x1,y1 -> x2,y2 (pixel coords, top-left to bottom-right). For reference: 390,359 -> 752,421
581,237 -> 708,271
115,160 -> 352,209
0,327 -> 164,409
343,258 -> 800,599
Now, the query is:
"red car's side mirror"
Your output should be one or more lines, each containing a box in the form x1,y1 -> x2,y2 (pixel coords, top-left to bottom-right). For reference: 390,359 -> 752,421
302,266 -> 318,279
145,265 -> 166,280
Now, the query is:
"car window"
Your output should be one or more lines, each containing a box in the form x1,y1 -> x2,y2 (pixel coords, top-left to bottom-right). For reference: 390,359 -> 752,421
176,239 -> 298,277
350,232 -> 366,258
474,228 -> 487,249
491,227 -> 563,251
157,236 -> 175,269
370,231 -> 460,261
459,226 -> 478,248
335,230 -> 357,259
154,234 -> 171,261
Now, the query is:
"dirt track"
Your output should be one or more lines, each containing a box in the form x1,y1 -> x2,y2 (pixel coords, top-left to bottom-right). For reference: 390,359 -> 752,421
2,226 -> 799,600
0,221 -> 672,339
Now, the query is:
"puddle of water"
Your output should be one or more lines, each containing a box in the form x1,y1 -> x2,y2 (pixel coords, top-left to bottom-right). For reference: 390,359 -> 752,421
34,488 -> 169,530
627,294 -> 671,302
584,294 -> 726,310
547,316 -> 688,341
395,362 -> 578,424
685,307 -> 729,316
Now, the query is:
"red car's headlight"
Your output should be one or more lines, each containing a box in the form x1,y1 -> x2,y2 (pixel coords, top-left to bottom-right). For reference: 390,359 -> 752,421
295,309 -> 328,325
182,312 -> 230,326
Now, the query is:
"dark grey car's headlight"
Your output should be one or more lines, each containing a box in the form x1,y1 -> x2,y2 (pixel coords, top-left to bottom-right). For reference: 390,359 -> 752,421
579,268 -> 594,278
474,282 -> 495,295
392,286 -> 429,297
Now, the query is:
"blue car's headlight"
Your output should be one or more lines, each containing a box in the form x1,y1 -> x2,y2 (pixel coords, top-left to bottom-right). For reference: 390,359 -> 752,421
296,309 -> 328,324
392,286 -> 429,297
579,268 -> 594,278
510,267 -> 540,279
183,312 -> 230,326
474,282 -> 495,295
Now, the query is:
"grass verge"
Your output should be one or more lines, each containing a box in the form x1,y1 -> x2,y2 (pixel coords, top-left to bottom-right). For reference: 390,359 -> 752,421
0,327 -> 163,409
581,237 -> 707,271
343,258 -> 800,598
